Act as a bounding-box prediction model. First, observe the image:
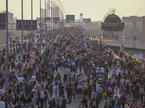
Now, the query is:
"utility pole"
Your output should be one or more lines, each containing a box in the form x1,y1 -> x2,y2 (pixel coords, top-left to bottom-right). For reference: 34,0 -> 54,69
21,0 -> 24,46
5,0 -> 9,90
31,0 -> 33,35
29,0 -> 33,49
40,0 -> 42,50
48,0 -> 50,30
51,0 -> 53,29
45,0 -> 47,46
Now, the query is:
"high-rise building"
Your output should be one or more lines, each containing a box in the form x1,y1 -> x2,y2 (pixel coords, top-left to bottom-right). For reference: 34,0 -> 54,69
39,1 -> 64,29
122,16 -> 142,23
45,1 -> 64,21
122,16 -> 143,40
41,8 -> 46,19
0,11 -> 15,30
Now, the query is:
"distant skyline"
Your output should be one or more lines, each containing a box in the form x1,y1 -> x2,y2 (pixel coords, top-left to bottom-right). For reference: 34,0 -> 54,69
0,0 -> 145,21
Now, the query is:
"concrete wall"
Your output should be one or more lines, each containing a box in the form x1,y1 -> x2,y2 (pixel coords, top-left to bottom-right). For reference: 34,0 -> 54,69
122,16 -> 144,41
123,21 -> 143,40
80,22 -> 102,35
0,30 -> 31,42
143,16 -> 145,40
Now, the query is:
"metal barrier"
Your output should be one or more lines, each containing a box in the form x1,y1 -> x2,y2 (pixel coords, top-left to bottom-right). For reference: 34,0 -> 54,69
92,38 -> 145,50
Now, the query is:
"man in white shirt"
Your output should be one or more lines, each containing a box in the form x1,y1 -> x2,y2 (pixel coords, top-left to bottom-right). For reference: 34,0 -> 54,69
0,88 -> 5,95
0,100 -> 5,108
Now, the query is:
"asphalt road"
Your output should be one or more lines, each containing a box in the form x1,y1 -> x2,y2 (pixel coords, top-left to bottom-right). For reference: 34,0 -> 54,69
67,99 -> 105,108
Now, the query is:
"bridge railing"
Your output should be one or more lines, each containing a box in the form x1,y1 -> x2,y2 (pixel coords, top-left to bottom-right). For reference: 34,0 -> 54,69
92,37 -> 145,50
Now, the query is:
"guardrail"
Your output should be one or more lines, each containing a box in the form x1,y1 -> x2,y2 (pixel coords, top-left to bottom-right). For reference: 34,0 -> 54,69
92,38 -> 145,50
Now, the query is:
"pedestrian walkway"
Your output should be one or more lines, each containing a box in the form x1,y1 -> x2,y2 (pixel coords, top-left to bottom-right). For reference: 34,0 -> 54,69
0,27 -> 144,108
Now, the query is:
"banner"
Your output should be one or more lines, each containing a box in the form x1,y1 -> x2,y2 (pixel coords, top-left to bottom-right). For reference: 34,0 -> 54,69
122,51 -> 142,65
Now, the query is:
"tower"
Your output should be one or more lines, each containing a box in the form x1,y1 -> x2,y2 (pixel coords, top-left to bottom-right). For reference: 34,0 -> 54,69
101,12 -> 124,40
80,13 -> 83,23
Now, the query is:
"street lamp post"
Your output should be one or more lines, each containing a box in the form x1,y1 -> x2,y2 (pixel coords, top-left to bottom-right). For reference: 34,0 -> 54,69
99,35 -> 103,46
133,36 -> 137,48
40,0 -> 42,49
45,0 -> 47,45
45,0 -> 47,33
21,0 -> 24,46
51,0 -> 53,29
5,0 -> 9,90
122,35 -> 125,51
48,0 -> 50,30
31,0 -> 33,35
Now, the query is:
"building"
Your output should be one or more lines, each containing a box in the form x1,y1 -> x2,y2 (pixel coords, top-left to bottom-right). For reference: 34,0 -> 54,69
83,18 -> 91,23
40,2 -> 64,18
41,8 -> 46,19
102,14 -> 124,40
142,16 -> 145,40
40,1 -> 64,21
122,16 -> 143,40
122,16 -> 142,23
0,11 -> 15,30
39,1 -> 64,29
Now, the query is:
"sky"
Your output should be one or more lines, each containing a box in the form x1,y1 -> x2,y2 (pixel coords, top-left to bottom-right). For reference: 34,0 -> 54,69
0,0 -> 145,21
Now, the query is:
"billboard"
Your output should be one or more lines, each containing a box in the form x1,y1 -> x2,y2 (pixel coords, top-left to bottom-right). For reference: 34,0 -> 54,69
16,20 -> 37,30
66,15 -> 75,23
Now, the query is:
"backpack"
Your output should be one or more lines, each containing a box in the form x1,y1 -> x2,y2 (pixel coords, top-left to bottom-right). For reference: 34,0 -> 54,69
114,104 -> 121,108
92,92 -> 96,98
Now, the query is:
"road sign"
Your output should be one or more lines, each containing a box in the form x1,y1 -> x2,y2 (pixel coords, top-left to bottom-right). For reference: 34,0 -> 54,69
66,15 -> 75,23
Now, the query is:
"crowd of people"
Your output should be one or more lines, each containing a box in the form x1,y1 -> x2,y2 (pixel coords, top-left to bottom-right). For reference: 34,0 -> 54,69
0,26 -> 145,108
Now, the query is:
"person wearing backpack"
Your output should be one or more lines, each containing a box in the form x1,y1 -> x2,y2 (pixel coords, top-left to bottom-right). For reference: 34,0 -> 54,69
90,97 -> 97,108
114,102 -> 121,108
39,89 -> 45,108
49,97 -> 56,108
77,82 -> 83,99
44,90 -> 48,108
36,89 -> 41,108
91,89 -> 96,100
61,96 -> 67,108
139,86 -> 145,104
120,93 -> 126,108
80,96 -> 88,108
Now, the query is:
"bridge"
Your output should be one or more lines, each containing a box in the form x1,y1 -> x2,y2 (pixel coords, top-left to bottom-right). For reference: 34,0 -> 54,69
92,37 -> 145,53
